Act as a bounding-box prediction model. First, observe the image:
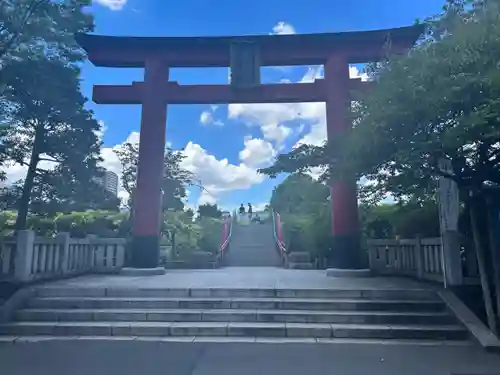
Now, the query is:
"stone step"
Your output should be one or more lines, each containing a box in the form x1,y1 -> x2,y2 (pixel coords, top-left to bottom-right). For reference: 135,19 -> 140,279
288,262 -> 314,270
288,252 -> 311,263
15,308 -> 456,325
27,297 -> 446,312
0,321 -> 468,340
34,287 -> 440,301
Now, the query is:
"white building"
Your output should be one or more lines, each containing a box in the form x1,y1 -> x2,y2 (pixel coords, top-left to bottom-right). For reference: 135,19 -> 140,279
95,170 -> 119,196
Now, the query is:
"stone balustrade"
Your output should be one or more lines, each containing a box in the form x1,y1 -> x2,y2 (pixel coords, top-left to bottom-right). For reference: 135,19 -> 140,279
0,231 -> 126,283
367,236 -> 479,286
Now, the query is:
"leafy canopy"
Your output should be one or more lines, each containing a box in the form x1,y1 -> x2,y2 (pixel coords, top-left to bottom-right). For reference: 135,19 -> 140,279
260,0 -> 500,202
114,142 -> 194,211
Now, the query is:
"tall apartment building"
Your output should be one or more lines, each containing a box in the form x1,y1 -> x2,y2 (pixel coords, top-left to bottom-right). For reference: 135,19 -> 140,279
95,170 -> 119,196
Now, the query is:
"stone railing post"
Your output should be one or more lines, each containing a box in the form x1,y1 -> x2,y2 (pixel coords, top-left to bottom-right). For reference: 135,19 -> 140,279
367,240 -> 377,270
116,240 -> 126,269
56,232 -> 71,274
441,230 -> 463,287
86,235 -> 97,270
415,235 -> 425,279
14,230 -> 35,282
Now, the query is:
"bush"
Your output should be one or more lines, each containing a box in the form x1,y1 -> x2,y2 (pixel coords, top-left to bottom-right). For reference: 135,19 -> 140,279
360,201 -> 441,239
0,211 -> 16,237
281,203 -> 331,261
162,211 -> 224,259
197,217 -> 223,255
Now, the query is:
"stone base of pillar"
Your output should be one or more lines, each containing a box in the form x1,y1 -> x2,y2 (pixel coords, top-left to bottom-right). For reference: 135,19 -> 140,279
328,234 -> 367,270
130,235 -> 160,269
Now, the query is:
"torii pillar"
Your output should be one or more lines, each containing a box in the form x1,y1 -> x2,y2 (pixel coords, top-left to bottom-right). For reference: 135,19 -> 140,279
130,60 -> 168,268
325,54 -> 364,269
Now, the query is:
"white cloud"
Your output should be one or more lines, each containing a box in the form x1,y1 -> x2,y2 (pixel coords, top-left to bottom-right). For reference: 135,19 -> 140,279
293,120 -> 327,149
239,137 -> 276,168
252,202 -> 269,212
180,141 -> 265,205
95,120 -> 107,142
94,0 -> 127,10
200,110 -> 223,126
228,66 -> 324,145
229,65 -> 369,150
2,161 -> 28,185
200,111 -> 212,125
198,190 -> 217,205
2,157 -> 59,186
349,66 -> 370,82
271,22 -> 296,35
100,130 -> 265,207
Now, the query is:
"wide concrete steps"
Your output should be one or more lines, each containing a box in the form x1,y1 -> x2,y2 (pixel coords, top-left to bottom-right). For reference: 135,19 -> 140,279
25,297 -> 447,312
15,308 -> 454,325
0,287 -> 469,342
1,321 -> 466,340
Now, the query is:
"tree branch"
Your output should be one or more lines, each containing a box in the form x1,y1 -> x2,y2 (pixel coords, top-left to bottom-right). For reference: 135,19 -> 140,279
0,0 -> 47,59
38,157 -> 59,163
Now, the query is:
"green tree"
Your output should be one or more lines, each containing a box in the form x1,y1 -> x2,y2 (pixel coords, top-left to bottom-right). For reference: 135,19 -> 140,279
270,173 -> 330,215
261,0 -> 500,332
0,0 -> 92,68
1,57 -> 104,230
114,142 -> 194,211
197,203 -> 222,219
29,166 -> 120,215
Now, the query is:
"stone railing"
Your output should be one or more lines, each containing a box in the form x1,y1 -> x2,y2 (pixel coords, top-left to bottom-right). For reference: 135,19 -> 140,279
0,230 -> 126,283
367,237 -> 479,285
271,210 -> 288,264
218,214 -> 233,261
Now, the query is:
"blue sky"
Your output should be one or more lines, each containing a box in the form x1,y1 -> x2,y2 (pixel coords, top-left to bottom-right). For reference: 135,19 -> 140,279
80,0 -> 444,212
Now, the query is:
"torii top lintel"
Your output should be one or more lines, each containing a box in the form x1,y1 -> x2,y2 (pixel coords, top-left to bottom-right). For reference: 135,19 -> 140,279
76,25 -> 423,68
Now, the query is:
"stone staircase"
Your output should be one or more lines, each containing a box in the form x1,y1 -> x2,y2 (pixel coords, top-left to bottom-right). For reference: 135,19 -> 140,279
225,223 -> 282,267
0,286 -> 469,342
287,252 -> 314,269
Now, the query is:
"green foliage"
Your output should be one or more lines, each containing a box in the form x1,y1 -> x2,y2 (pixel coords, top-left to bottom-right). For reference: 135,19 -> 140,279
0,0 -> 93,68
0,2 -> 110,228
197,203 -> 222,219
0,211 -> 16,236
162,210 -> 223,258
53,211 -> 128,238
270,173 -> 329,215
1,56 -> 111,228
114,142 -> 193,211
197,217 -> 224,254
360,201 -> 441,239
270,173 -> 331,259
0,210 -> 128,238
260,1 -> 500,203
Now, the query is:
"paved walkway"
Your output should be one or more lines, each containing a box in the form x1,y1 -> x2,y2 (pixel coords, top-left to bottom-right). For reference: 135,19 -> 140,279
1,339 -> 500,375
3,268 -> 500,373
39,267 -> 429,291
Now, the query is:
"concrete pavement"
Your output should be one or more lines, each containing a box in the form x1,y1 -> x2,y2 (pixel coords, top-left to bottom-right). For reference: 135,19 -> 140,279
38,267 -> 429,291
1,339 -> 500,375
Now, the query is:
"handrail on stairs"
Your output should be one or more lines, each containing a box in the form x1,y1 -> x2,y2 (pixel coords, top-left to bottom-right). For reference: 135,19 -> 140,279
271,209 -> 288,261
218,211 -> 235,261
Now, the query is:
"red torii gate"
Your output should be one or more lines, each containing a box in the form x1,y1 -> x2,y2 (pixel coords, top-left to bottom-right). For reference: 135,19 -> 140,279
76,25 -> 422,269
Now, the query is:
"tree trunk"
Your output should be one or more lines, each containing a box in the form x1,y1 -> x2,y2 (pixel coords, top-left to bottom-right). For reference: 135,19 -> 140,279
470,195 -> 498,334
486,195 -> 500,325
14,153 -> 38,231
14,123 -> 43,232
